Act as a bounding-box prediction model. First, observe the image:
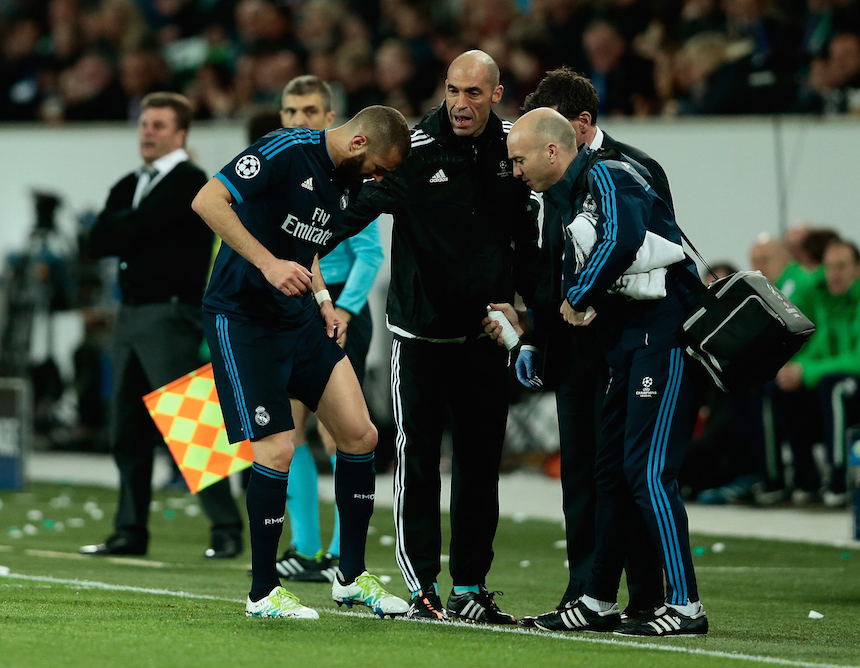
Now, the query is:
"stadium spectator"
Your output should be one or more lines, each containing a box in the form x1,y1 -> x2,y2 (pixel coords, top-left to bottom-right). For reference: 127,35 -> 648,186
663,32 -> 751,115
375,38 -> 421,118
119,47 -> 172,120
797,31 -> 860,113
183,60 -> 236,120
4,0 -> 860,123
60,50 -> 128,121
79,92 -> 244,559
578,19 -> 658,116
0,17 -> 44,121
776,239 -> 860,507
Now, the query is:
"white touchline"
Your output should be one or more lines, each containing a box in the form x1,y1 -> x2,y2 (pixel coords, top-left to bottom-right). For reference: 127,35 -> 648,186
0,571 -> 856,668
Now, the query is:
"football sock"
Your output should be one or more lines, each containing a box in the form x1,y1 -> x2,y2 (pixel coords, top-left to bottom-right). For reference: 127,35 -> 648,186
667,600 -> 703,616
411,583 -> 439,598
285,443 -> 321,556
334,450 -> 375,583
581,594 -> 616,613
247,462 -> 289,601
327,454 -> 341,558
453,585 -> 480,595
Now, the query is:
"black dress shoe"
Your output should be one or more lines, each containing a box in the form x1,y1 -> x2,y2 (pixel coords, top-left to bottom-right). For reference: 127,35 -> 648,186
204,533 -> 242,559
80,534 -> 147,556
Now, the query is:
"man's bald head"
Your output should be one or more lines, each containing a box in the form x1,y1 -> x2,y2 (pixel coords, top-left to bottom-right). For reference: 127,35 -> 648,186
750,234 -> 791,283
512,107 -> 578,150
448,49 -> 500,88
507,108 -> 579,192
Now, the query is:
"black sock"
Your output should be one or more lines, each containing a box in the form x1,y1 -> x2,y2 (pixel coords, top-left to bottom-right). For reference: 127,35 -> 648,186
246,462 -> 288,601
334,450 -> 375,583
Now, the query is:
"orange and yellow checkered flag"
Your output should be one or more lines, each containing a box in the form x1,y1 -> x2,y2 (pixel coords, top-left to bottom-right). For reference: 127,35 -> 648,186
143,364 -> 253,494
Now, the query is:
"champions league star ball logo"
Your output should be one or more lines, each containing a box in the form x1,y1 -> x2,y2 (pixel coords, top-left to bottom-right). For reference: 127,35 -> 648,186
235,155 -> 261,179
254,405 -> 271,426
635,376 -> 658,399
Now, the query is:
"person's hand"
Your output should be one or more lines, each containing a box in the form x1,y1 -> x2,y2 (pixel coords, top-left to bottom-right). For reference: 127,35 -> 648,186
333,307 -> 353,349
515,346 -> 543,389
560,301 -> 596,326
261,258 -> 313,297
775,362 -> 803,392
320,301 -> 348,344
482,302 -> 528,347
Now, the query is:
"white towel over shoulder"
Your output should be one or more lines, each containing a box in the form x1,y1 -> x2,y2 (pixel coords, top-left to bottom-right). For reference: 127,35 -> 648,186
565,205 -> 685,300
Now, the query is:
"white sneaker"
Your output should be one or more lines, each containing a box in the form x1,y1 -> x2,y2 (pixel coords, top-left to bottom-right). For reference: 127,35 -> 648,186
332,571 -> 409,618
245,586 -> 319,619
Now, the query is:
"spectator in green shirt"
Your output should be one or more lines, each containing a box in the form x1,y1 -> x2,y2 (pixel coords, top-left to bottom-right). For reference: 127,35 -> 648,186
776,239 -> 860,507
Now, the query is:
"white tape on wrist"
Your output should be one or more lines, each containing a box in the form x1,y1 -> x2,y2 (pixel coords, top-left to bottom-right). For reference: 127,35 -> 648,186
314,289 -> 332,306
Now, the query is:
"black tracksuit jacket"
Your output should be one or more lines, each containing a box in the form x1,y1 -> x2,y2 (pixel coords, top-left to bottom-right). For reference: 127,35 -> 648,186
329,103 -> 540,340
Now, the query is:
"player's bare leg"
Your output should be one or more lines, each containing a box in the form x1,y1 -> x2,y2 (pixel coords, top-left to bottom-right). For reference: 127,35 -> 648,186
317,358 -> 408,617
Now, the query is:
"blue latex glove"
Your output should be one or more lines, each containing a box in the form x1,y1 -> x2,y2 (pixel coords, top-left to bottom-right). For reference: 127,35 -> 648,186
515,345 -> 543,389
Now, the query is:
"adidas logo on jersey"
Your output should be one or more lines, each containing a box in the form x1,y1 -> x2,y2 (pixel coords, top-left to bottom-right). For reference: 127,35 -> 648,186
301,177 -> 313,191
429,169 -> 448,184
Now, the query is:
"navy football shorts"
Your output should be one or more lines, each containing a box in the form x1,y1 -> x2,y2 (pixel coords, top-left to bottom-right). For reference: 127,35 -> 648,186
204,312 -> 346,442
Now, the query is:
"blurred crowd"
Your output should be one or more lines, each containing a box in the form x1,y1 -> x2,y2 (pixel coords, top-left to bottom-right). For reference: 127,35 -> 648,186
3,0 -> 860,125
679,225 -> 860,508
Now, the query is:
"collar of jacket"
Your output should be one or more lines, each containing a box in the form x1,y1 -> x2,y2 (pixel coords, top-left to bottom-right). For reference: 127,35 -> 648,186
418,102 -> 504,151
545,144 -> 595,209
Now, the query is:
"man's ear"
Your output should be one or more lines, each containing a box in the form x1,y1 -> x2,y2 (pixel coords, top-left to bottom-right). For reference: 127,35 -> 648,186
577,112 -> 592,136
491,84 -> 503,105
350,133 -> 368,153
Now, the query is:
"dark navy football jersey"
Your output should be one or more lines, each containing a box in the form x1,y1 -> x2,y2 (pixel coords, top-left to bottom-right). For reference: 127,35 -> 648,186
203,127 -> 357,325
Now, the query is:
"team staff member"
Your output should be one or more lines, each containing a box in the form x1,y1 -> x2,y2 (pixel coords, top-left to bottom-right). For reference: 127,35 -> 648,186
326,50 -> 540,624
517,68 -> 668,626
275,75 -> 385,582
506,108 -> 708,637
80,92 -> 244,560
193,105 -> 410,619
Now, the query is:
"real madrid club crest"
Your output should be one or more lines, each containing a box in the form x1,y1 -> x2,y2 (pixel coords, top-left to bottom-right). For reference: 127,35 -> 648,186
254,405 -> 271,426
340,188 -> 349,210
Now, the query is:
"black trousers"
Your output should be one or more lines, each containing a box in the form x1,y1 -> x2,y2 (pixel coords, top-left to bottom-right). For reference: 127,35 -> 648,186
390,335 -> 508,593
548,324 -> 664,610
110,302 -> 242,545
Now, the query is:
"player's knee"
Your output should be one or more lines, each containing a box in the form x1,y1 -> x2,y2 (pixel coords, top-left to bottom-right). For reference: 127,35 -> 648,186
341,421 -> 377,455
252,432 -> 295,471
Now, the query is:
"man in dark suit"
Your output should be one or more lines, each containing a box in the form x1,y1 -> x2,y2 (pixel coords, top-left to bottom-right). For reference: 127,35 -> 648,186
80,92 -> 244,559
517,68 -> 670,627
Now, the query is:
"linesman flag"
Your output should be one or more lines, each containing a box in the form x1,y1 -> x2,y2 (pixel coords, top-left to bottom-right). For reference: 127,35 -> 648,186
143,363 -> 253,493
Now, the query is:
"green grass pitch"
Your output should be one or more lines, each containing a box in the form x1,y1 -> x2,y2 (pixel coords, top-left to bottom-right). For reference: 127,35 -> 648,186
1,482 -> 859,668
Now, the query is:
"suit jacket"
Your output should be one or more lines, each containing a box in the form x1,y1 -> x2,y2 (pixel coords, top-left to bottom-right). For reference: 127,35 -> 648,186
89,160 -> 213,306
